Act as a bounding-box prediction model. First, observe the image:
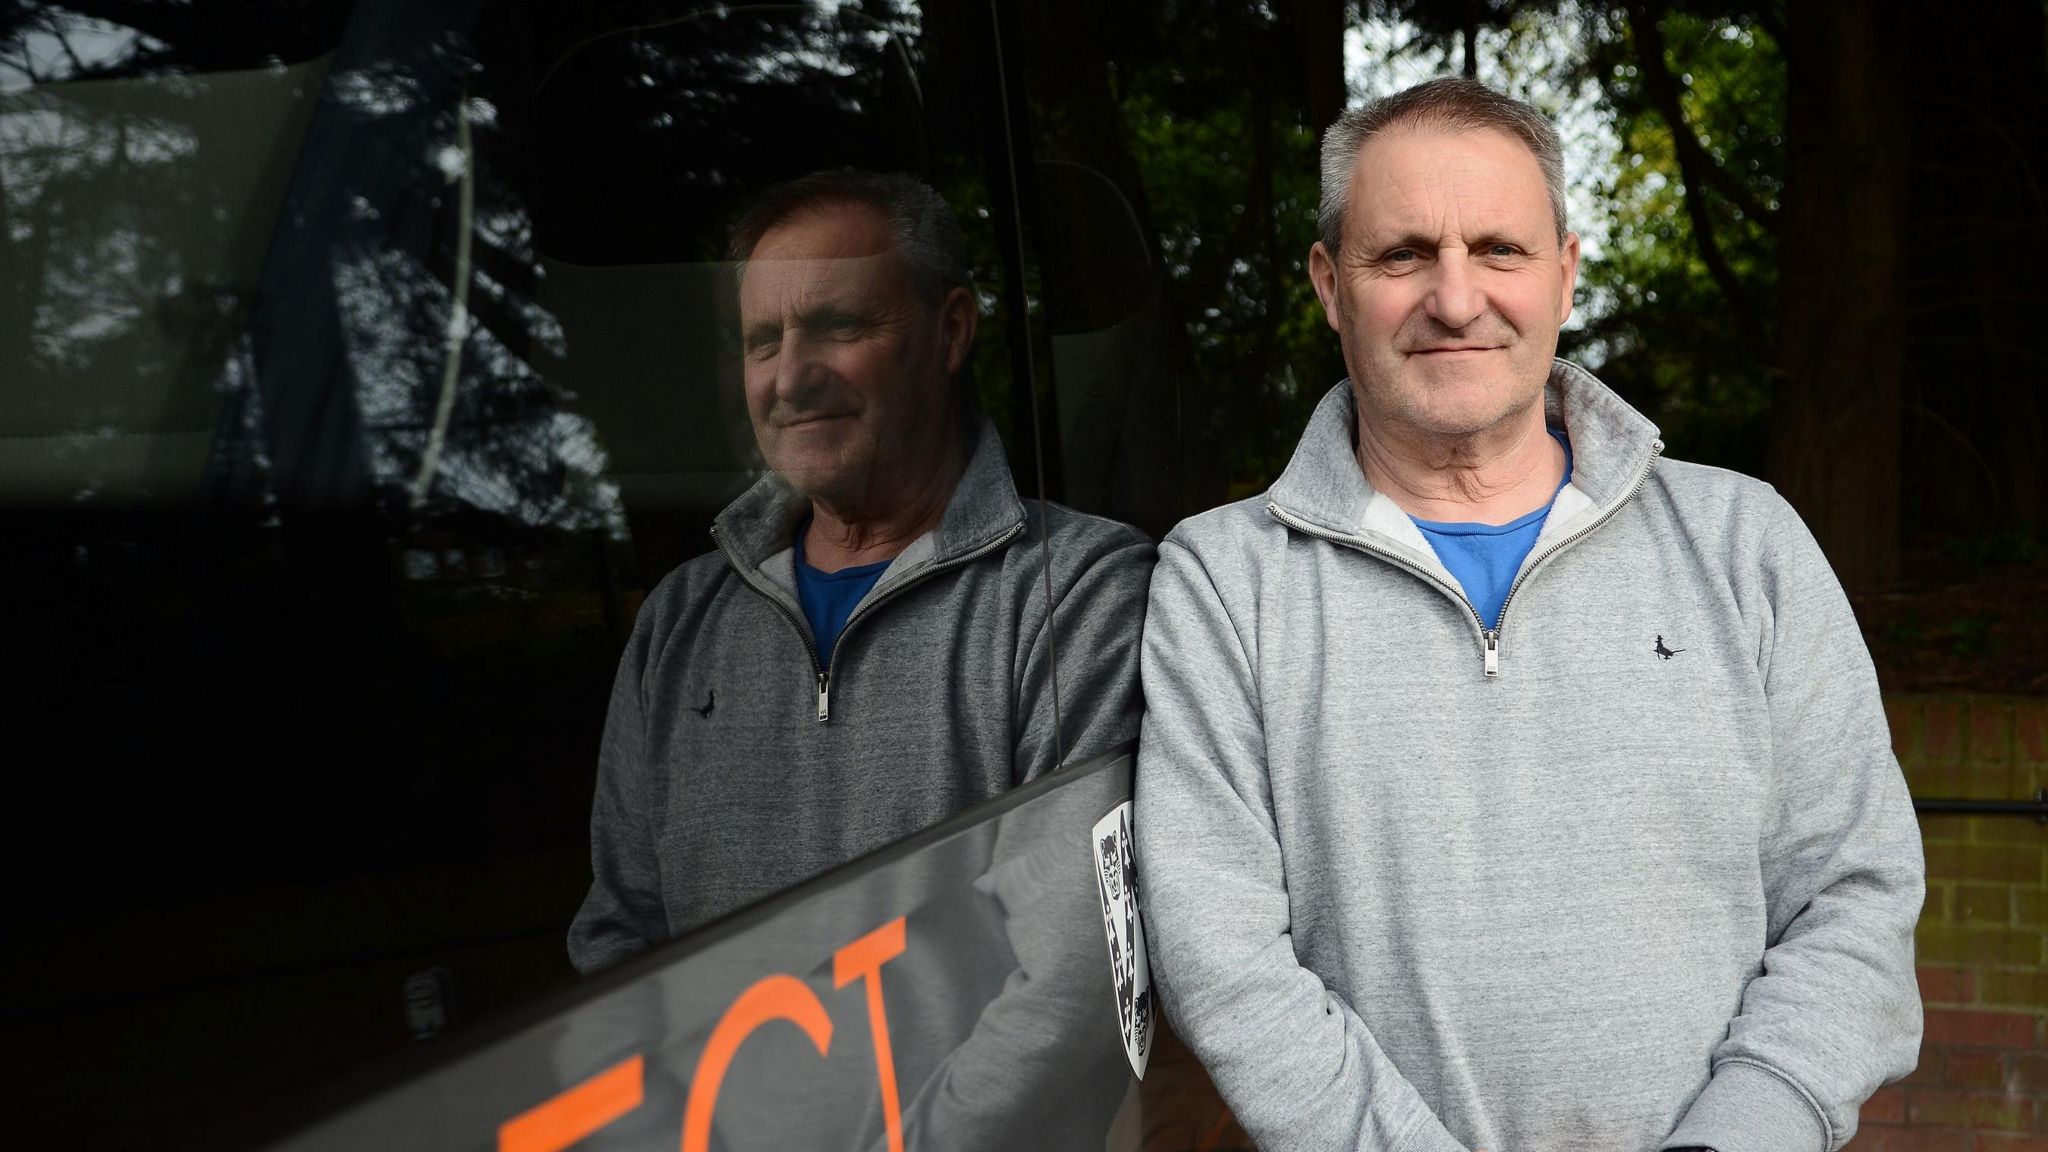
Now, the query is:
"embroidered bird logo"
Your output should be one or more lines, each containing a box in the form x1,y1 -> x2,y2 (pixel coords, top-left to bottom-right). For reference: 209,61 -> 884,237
1653,635 -> 1685,660
692,690 -> 716,718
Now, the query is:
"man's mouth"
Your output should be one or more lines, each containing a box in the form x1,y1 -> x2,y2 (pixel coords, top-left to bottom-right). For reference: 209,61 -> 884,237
779,412 -> 857,428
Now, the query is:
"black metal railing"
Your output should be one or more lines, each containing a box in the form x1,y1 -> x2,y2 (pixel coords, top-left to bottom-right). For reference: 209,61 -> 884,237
1913,790 -> 2048,823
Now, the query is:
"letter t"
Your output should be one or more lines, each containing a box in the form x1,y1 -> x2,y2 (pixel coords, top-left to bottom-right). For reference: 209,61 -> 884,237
833,917 -> 908,1152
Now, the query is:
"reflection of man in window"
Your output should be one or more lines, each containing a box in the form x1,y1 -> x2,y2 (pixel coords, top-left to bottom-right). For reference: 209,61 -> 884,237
570,171 -> 1153,972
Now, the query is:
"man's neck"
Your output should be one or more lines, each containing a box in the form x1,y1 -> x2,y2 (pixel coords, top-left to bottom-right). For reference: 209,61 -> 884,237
1356,409 -> 1566,526
802,434 -> 969,572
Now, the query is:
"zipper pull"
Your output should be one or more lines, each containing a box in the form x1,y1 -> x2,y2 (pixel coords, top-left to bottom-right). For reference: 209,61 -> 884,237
1482,630 -> 1500,678
816,670 -> 831,723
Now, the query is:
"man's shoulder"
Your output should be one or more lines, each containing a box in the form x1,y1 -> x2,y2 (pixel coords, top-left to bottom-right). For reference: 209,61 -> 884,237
1643,455 -> 1793,536
1161,493 -> 1285,561
1633,457 -> 1829,596
649,545 -> 741,599
627,547 -> 748,643
1145,494 -> 1292,608
1650,454 -> 1778,499
1033,499 -> 1155,553
1026,501 -> 1159,593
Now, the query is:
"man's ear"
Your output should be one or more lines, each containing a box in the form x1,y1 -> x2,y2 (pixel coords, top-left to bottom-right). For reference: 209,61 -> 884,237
1557,230 -> 1581,324
940,285 -> 978,376
1308,241 -> 1343,334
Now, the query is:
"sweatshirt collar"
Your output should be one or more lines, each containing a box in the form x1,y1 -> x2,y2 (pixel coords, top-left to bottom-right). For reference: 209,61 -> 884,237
1266,359 -> 1662,558
712,411 -> 1028,588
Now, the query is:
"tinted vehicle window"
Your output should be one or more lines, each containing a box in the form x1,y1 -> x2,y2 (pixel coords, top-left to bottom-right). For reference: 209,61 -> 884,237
262,751 -> 1149,1152
3,1 -> 1154,1145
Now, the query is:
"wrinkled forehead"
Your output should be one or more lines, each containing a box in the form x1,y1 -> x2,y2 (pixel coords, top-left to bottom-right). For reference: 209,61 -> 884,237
1347,126 -> 1553,240
737,249 -> 909,318
737,206 -> 911,317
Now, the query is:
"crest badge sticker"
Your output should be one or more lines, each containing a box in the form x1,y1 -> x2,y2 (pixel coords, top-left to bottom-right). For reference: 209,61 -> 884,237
1090,800 -> 1152,1079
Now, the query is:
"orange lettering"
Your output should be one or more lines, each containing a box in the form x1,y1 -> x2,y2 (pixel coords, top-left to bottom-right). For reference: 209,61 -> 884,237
833,917 -> 909,1152
498,1054 -> 644,1152
680,974 -> 833,1152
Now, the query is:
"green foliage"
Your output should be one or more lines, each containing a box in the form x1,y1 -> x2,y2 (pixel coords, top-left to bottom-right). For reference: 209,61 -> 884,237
1014,0 -> 1349,502
1567,4 -> 1784,474
1121,83 -> 1338,495
1072,0 -> 1796,493
1943,527 -> 2047,568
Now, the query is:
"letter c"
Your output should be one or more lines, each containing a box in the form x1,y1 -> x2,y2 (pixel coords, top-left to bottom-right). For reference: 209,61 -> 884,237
680,974 -> 834,1152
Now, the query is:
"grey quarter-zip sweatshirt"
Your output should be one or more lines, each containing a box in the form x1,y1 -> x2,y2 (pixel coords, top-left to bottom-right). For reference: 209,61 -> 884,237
570,414 -> 1154,970
1134,362 -> 1923,1152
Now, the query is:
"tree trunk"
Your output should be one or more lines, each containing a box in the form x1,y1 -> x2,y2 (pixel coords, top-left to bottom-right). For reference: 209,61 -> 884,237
1461,0 -> 1478,79
1768,0 -> 1907,588
1290,0 -> 1348,144
1900,0 -> 2048,541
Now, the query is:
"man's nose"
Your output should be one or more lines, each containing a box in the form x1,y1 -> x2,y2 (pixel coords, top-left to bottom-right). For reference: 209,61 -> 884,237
1425,253 -> 1484,330
772,328 -> 829,402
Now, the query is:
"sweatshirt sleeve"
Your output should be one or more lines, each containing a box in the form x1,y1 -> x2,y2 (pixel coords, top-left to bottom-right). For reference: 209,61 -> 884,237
567,613 -> 670,976
1134,538 -> 1469,1152
1014,525 -> 1155,781
888,775 -> 1134,1151
1662,496 -> 1925,1152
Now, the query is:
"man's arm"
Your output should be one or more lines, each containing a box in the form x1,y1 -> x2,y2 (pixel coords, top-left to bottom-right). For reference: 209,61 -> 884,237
1013,524 -> 1155,779
1662,496 -> 1925,1152
1134,538 -> 1468,1152
567,616 -> 669,975
888,777 -> 1137,1151
873,524 -> 1155,1149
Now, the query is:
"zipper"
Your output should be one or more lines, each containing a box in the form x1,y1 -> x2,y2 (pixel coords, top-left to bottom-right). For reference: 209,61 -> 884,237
1486,441 -> 1663,654
1265,439 -> 1662,678
712,524 -> 829,716
1266,501 -> 1491,657
712,519 -> 1027,722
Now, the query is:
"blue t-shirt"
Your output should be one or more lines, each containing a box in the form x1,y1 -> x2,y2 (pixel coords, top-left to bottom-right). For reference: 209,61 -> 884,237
793,525 -> 890,669
1411,430 -> 1573,630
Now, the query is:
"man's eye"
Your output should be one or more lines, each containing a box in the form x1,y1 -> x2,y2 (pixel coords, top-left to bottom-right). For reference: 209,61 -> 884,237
1486,244 -> 1521,258
1384,249 -> 1417,263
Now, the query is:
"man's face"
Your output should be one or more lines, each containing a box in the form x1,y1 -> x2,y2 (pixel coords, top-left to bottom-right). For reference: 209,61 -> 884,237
1308,126 -> 1579,440
738,202 -> 972,511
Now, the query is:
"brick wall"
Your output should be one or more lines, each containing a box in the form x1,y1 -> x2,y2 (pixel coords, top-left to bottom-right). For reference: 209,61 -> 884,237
1851,695 -> 2048,1152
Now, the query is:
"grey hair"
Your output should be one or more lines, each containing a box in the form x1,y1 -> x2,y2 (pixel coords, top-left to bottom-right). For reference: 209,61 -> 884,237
1317,76 -> 1568,253
728,169 -> 969,306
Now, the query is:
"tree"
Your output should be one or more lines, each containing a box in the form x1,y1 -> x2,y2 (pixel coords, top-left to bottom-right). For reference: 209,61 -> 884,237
1898,0 -> 2048,546
1768,0 -> 1906,587
1581,0 -> 2048,584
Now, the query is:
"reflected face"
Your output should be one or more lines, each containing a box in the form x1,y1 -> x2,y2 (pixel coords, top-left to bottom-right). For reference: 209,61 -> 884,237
738,203 -> 967,511
1309,126 -> 1579,440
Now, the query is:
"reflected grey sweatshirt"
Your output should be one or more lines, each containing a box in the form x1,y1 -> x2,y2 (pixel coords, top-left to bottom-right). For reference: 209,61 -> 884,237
571,415 -> 1153,969
1134,364 -> 1922,1152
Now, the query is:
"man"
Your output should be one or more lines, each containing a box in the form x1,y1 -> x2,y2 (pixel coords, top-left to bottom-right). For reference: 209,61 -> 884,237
570,170 -> 1153,972
1135,78 -> 1922,1152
